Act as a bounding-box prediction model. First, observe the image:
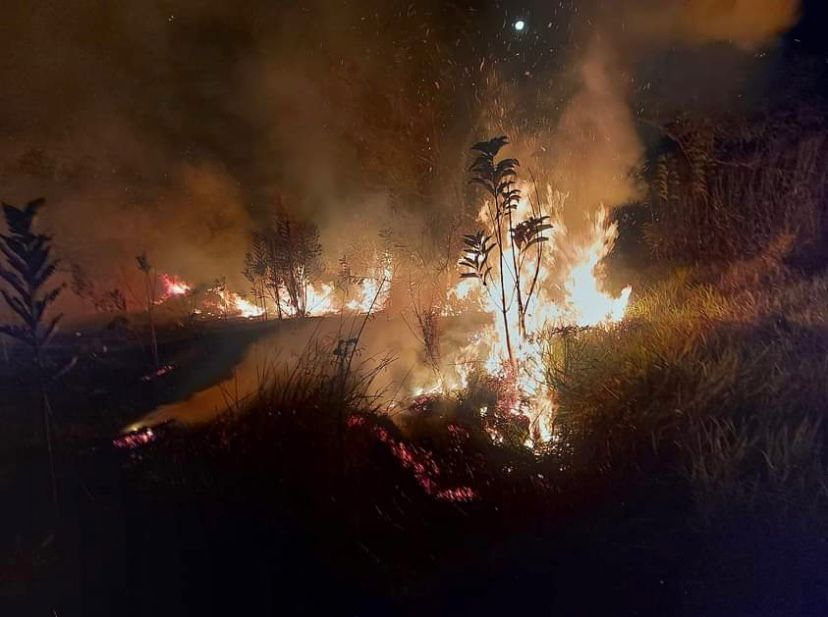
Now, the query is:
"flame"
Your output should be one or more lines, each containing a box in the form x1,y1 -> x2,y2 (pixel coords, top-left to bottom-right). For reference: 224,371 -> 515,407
151,200 -> 630,454
345,262 -> 393,313
306,253 -> 393,316
226,291 -> 264,318
160,273 -> 191,299
419,192 -> 631,449
552,207 -> 632,327
306,282 -> 337,316
154,254 -> 393,320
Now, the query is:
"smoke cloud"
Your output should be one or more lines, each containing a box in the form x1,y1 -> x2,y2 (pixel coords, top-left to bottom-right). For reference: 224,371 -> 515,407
0,0 -> 803,316
0,0 -> 478,302
525,0 -> 801,240
629,0 -> 801,50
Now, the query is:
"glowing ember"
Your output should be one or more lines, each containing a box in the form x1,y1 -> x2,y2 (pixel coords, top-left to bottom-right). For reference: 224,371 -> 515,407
113,426 -> 156,449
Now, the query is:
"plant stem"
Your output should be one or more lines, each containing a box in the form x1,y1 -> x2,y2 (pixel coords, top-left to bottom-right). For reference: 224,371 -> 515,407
506,202 -> 525,337
146,271 -> 159,369
494,195 -> 514,366
34,344 -> 59,519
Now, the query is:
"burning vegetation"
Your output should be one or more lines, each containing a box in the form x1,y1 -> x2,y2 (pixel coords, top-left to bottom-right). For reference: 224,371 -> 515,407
101,133 -> 635,453
2,1 -> 828,615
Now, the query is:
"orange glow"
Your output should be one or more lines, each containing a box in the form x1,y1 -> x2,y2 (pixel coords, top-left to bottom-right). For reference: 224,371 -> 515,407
417,191 -> 631,448
160,273 -> 191,299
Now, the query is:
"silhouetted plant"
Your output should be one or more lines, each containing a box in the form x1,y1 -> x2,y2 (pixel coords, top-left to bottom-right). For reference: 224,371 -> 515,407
460,136 -> 552,363
243,233 -> 271,319
245,216 -> 323,318
335,255 -> 355,310
136,251 -> 160,369
99,288 -> 127,315
275,217 -> 323,316
459,230 -> 494,285
0,198 -> 63,512
212,277 -> 229,320
644,108 -> 828,264
70,263 -> 127,315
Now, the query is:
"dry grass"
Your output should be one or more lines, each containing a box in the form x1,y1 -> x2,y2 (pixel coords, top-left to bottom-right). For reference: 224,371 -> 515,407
542,259 -> 828,523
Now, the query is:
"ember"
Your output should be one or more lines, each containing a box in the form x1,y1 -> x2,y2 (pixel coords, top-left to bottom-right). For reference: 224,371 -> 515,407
113,426 -> 156,449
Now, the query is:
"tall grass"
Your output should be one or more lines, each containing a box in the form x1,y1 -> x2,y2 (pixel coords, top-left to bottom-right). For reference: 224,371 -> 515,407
542,263 -> 828,523
646,108 -> 828,265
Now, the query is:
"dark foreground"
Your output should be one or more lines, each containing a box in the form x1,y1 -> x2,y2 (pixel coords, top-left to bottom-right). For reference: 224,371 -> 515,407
2,312 -> 827,617
5,419 -> 826,617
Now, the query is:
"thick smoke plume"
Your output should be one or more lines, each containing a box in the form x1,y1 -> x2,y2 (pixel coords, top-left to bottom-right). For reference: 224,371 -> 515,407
0,0 -> 802,317
0,0 -> 476,307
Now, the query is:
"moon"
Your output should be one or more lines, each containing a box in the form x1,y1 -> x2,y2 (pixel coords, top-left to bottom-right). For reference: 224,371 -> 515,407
514,19 -> 525,32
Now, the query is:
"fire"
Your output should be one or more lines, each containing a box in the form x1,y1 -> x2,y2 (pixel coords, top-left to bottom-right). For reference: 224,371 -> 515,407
306,253 -> 393,316
551,207 -> 632,328
154,254 -> 393,320
225,291 -> 264,318
419,191 -> 631,449
345,258 -> 393,313
305,282 -> 337,316
151,195 -> 630,453
160,273 -> 191,299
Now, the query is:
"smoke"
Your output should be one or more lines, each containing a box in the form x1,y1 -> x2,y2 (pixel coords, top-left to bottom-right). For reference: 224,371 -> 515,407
0,0 -> 803,317
629,0 -> 800,50
0,0 -> 475,306
543,36 -> 645,235
528,0 -> 801,238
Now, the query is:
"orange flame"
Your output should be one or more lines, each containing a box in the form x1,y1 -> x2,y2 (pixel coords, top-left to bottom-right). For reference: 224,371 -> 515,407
419,192 -> 631,448
160,273 -> 191,299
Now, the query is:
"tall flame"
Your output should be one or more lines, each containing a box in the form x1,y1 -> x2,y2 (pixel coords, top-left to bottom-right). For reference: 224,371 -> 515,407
421,192 -> 631,448
552,207 -> 632,328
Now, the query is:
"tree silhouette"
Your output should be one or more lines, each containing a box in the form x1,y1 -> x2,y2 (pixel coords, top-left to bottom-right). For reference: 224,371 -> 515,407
244,216 -> 323,318
273,218 -> 323,317
243,234 -> 270,319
